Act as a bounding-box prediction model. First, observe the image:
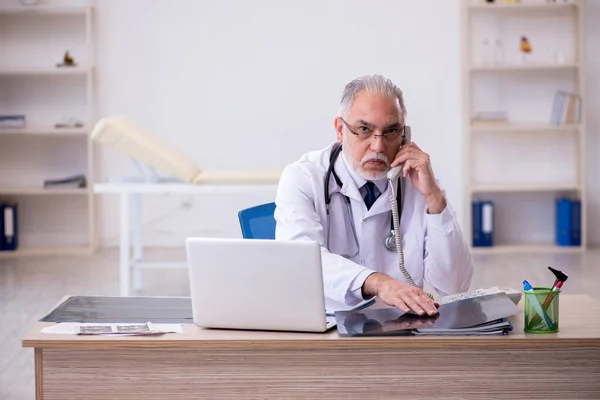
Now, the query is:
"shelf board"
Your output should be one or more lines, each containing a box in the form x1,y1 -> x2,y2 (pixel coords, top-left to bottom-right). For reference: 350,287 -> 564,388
0,187 -> 89,195
0,245 -> 91,259
0,127 -> 88,136
0,5 -> 90,15
471,123 -> 581,133
471,63 -> 578,72
471,183 -> 580,193
469,2 -> 578,11
471,244 -> 582,255
0,67 -> 91,76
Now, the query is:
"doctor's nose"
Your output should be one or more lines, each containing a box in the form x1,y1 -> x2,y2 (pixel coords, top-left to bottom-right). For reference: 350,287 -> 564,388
370,134 -> 386,153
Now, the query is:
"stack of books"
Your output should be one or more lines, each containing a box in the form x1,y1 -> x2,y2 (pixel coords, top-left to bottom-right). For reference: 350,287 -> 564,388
471,111 -> 508,126
43,174 -> 87,189
0,115 -> 25,129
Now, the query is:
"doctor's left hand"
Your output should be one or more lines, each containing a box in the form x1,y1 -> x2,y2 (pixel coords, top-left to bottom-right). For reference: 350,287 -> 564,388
390,142 -> 446,214
363,273 -> 439,316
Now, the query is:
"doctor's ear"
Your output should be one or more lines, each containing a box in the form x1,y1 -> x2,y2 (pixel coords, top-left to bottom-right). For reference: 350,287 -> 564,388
334,117 -> 344,143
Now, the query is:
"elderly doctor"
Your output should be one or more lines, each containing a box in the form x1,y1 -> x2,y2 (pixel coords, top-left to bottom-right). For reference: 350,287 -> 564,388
274,74 -> 474,317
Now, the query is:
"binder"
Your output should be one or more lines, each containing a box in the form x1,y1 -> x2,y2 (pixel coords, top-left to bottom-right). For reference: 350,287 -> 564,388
0,205 -> 3,251
570,199 -> 581,246
2,203 -> 18,251
472,201 -> 484,247
481,201 -> 494,246
473,200 -> 493,247
556,199 -> 572,246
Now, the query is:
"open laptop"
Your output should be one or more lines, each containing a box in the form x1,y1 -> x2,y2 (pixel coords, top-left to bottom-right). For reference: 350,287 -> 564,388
185,237 -> 337,332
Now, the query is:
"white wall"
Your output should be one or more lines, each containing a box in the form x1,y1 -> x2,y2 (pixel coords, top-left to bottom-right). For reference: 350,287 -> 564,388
96,0 -> 600,247
93,0 -> 465,246
3,0 -> 597,247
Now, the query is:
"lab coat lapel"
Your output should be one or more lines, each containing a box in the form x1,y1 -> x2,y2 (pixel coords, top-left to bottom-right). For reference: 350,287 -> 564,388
367,179 -> 394,217
334,150 -> 364,203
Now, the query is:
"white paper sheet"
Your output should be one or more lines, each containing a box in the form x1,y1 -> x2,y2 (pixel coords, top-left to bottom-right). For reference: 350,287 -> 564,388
41,322 -> 183,336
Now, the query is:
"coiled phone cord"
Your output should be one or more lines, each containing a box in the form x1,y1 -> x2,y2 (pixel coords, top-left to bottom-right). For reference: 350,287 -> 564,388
388,179 -> 435,300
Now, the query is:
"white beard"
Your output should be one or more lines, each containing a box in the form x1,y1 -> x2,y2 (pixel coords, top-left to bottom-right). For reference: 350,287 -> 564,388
342,137 -> 390,181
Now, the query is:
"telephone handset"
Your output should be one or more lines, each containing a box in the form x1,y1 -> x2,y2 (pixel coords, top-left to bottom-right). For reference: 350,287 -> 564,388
386,125 -> 411,181
386,127 -> 435,300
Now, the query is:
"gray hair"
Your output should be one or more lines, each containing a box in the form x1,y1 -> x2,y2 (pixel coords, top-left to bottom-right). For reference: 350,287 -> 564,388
339,74 -> 407,118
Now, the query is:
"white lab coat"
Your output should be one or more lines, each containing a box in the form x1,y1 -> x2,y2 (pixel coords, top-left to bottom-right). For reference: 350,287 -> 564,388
274,141 -> 474,307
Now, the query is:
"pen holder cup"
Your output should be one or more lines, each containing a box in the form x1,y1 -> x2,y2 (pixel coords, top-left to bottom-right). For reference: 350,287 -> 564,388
523,287 -> 560,333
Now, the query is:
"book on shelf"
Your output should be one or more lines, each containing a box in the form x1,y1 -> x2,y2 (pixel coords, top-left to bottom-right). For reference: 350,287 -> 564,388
550,91 -> 581,125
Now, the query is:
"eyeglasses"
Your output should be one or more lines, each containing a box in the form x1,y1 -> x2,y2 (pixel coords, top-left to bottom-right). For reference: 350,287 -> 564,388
340,117 -> 405,143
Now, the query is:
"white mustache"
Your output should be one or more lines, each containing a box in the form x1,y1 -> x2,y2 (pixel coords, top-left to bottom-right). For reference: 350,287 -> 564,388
361,153 -> 390,167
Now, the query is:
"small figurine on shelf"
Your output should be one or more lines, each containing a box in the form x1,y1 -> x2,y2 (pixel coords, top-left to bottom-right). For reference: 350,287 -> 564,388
56,51 -> 77,68
519,36 -> 532,64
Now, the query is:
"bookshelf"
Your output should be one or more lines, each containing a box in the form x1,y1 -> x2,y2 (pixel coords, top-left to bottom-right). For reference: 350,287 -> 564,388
470,63 -> 578,71
0,66 -> 91,76
470,243 -> 583,255
471,123 -> 580,133
0,4 -> 96,257
462,0 -> 586,253
468,2 -> 578,11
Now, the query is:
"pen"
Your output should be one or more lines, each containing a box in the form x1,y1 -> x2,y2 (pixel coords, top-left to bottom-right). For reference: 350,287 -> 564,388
542,280 -> 563,310
523,280 -> 554,330
530,279 -> 564,326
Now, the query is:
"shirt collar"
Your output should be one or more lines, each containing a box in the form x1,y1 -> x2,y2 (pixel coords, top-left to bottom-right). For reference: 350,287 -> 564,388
341,147 -> 388,194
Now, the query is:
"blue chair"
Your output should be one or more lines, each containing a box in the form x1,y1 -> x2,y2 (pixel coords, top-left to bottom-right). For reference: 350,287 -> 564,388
238,202 -> 277,239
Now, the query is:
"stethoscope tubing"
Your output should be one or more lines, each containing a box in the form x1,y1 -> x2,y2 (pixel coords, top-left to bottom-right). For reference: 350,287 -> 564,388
324,143 -> 400,257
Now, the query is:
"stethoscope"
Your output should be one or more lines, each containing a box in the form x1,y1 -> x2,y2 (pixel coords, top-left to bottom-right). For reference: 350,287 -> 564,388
324,143 -> 402,259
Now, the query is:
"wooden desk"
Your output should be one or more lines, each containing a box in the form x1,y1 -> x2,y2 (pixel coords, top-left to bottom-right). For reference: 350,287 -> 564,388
23,294 -> 600,399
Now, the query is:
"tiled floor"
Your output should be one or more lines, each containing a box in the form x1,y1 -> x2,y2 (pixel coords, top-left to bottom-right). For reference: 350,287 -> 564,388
1,247 -> 598,400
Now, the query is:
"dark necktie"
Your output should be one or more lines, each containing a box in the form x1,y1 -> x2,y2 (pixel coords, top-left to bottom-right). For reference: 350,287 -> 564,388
363,181 -> 378,210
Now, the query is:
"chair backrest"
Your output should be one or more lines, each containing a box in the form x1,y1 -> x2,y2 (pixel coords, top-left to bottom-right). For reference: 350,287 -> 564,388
238,202 -> 277,239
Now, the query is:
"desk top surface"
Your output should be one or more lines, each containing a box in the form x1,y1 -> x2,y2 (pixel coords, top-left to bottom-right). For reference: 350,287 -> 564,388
23,294 -> 600,349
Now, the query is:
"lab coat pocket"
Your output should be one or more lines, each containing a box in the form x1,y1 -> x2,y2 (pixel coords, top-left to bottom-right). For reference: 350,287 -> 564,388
325,225 -> 359,261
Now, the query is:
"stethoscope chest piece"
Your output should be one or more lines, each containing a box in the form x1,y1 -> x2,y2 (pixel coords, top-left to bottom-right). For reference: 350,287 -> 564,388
385,231 -> 396,252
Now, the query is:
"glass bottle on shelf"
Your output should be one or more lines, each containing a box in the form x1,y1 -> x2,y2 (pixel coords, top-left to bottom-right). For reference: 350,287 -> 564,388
481,39 -> 493,65
494,39 -> 504,65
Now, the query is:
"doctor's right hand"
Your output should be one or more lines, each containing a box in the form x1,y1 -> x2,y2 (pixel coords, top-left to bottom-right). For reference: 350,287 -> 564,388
362,273 -> 438,316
